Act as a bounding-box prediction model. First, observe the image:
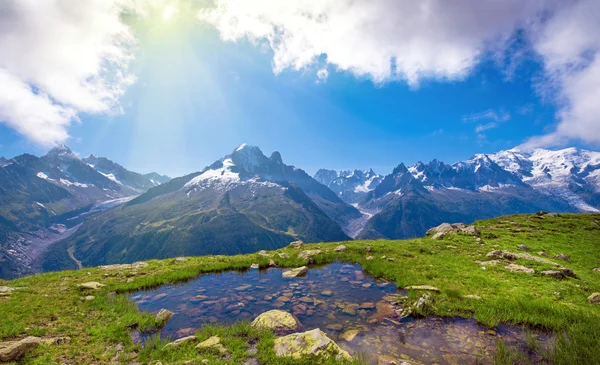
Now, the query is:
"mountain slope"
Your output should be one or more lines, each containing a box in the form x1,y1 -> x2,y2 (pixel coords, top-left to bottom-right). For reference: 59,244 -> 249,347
0,146 -> 167,279
46,145 -> 351,269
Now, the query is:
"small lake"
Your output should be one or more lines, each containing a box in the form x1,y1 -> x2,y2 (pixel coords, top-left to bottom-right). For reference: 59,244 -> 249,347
131,262 -> 551,364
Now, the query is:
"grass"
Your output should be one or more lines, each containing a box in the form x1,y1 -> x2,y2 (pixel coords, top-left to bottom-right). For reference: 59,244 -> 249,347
1,213 -> 599,364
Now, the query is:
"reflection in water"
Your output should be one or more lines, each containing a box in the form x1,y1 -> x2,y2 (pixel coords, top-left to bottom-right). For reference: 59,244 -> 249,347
131,262 -> 551,364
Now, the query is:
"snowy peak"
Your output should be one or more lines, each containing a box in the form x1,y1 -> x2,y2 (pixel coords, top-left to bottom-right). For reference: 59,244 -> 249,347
313,168 -> 383,204
229,144 -> 271,173
45,144 -> 77,160
488,147 -> 600,212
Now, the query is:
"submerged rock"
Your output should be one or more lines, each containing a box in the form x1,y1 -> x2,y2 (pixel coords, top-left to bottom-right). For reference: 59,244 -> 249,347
251,310 -> 301,332
0,336 -> 41,362
282,266 -> 308,278
273,328 -> 351,361
340,329 -> 360,342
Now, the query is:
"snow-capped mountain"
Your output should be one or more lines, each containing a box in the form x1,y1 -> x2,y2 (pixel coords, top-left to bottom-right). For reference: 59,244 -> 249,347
314,168 -> 383,204
0,145 -> 169,279
50,144 -> 355,270
357,147 -> 600,240
181,144 -> 362,230
83,154 -> 169,192
488,148 -> 600,212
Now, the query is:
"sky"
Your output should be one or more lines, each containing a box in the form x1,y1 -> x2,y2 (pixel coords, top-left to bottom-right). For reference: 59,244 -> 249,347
0,0 -> 599,177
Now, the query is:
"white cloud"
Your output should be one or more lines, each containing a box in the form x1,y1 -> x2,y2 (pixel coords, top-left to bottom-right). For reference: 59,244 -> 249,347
462,109 -> 511,124
0,0 -> 135,146
316,68 -> 329,82
199,0 -> 600,147
523,0 -> 600,148
199,0 -> 544,85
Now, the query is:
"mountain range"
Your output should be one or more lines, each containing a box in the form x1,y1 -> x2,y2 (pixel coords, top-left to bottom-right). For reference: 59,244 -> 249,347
2,144 -> 599,278
0,145 -> 169,278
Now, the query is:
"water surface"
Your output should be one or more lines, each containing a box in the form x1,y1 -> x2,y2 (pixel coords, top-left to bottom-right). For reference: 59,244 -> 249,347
131,262 -> 551,364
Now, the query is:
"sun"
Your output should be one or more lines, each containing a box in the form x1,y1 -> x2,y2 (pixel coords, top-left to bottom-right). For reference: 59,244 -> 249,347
161,4 -> 179,22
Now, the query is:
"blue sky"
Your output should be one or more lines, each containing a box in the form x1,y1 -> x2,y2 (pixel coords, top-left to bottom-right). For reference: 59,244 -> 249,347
1,1 -> 599,177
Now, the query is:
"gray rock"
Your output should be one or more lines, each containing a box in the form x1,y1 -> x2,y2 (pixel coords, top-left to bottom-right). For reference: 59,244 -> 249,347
554,254 -> 571,262
542,270 -> 564,279
163,335 -> 198,349
273,328 -> 351,360
77,282 -> 105,290
517,244 -> 530,252
156,308 -> 174,326
505,264 -> 534,274
282,266 -> 308,278
289,240 -> 303,249
0,336 -> 41,362
250,263 -> 259,269
589,293 -> 600,304
333,245 -> 347,252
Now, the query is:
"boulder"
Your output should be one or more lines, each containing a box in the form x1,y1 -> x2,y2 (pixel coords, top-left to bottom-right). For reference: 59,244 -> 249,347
289,240 -> 304,249
589,293 -> 600,304
559,267 -> 576,278
273,328 -> 351,361
175,257 -> 187,262
282,266 -> 308,278
461,225 -> 479,236
593,268 -> 600,273
333,245 -> 347,252
250,263 -> 259,269
542,270 -> 564,279
0,336 -> 41,362
298,250 -> 321,263
156,308 -> 174,326
517,244 -> 530,252
196,336 -> 228,354
269,259 -> 276,267
554,254 -> 571,262
278,253 -> 289,259
505,264 -> 534,274
251,310 -> 301,333
258,250 -> 269,257
77,282 -> 105,290
0,286 -> 14,297
405,285 -> 440,292
163,335 -> 198,349
427,223 -> 479,239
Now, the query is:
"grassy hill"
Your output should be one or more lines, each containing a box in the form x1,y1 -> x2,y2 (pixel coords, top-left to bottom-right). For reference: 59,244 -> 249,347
1,213 -> 599,364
